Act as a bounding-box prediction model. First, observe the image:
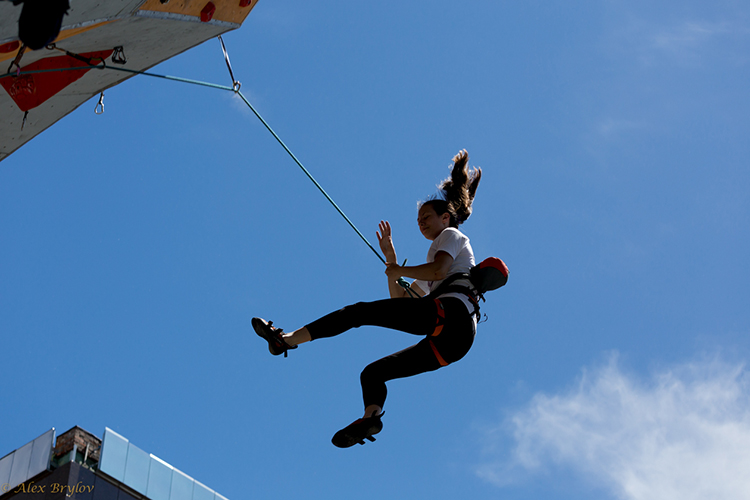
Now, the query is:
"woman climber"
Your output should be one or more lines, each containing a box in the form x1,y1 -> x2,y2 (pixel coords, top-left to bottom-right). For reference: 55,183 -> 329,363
252,149 -> 482,448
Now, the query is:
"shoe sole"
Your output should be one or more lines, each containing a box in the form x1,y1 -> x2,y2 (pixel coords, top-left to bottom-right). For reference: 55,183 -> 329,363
251,317 -> 284,355
332,420 -> 383,448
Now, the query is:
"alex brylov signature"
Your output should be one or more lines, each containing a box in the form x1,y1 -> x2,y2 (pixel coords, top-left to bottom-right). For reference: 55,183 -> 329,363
2,481 -> 94,497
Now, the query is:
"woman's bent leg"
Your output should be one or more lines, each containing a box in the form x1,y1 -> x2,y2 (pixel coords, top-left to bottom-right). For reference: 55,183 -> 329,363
358,298 -> 476,409
359,339 -> 442,409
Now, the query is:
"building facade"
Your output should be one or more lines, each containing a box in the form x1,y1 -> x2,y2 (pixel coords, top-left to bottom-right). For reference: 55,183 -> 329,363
0,426 -> 228,500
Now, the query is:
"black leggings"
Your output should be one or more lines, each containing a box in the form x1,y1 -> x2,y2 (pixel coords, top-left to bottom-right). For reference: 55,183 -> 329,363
305,296 -> 475,409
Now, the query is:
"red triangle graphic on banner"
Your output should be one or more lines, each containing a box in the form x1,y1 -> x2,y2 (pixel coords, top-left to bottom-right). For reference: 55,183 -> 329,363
1,49 -> 114,112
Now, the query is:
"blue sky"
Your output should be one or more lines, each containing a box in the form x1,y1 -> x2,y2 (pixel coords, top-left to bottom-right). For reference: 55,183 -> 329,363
2,1 -> 750,499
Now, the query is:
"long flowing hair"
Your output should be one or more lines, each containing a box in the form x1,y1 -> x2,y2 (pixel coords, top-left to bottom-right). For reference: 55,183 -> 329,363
422,150 -> 482,227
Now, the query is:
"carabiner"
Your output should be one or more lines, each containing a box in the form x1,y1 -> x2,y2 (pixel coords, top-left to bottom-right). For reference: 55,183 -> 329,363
94,92 -> 105,114
7,44 -> 26,76
112,46 -> 127,65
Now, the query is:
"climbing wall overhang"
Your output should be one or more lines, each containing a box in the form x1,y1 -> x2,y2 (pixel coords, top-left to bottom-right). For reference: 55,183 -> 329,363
0,0 -> 258,163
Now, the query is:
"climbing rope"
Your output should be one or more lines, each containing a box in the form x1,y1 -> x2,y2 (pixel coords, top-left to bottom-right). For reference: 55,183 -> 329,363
232,87 -> 417,297
0,39 -> 419,296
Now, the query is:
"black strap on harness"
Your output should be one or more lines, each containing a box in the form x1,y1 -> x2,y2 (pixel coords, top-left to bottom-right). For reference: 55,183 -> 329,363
429,273 -> 482,319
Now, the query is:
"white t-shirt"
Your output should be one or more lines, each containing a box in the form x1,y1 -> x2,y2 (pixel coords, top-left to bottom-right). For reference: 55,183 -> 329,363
413,227 -> 477,317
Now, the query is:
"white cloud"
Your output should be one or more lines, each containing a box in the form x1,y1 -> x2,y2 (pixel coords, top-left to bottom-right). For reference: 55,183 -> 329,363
648,21 -> 731,66
652,21 -> 722,48
477,354 -> 750,500
606,16 -> 748,69
595,118 -> 649,138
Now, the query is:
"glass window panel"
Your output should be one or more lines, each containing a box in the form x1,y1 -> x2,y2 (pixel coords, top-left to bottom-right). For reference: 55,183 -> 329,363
8,441 -> 32,489
28,429 -> 54,478
0,453 -> 13,487
122,444 -> 149,495
146,456 -> 173,500
67,462 -> 96,500
170,468 -> 194,500
92,476 -> 119,500
99,428 -> 129,482
116,486 -> 140,500
191,480 -> 215,500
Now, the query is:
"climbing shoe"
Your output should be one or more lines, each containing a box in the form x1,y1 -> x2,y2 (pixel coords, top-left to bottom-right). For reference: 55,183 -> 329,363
331,412 -> 384,448
252,317 -> 296,357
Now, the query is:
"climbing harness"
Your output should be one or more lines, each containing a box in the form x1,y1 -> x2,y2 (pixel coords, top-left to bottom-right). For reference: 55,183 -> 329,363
428,257 -> 510,320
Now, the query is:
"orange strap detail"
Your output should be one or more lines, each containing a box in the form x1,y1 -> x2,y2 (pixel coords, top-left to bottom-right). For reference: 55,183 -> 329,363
429,339 -> 449,367
432,298 -> 445,337
429,298 -> 449,366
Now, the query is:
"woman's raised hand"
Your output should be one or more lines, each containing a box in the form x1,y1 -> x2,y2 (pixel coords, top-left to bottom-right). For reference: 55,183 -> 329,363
377,220 -> 397,263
